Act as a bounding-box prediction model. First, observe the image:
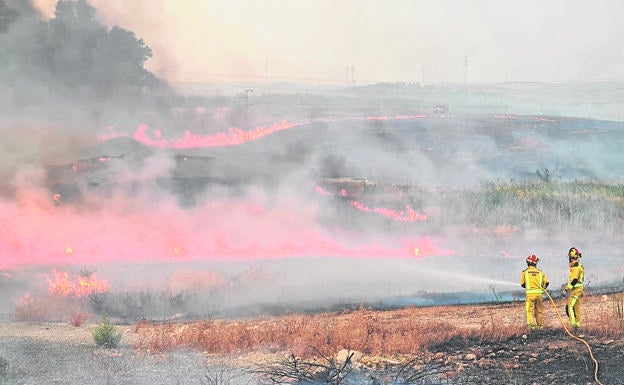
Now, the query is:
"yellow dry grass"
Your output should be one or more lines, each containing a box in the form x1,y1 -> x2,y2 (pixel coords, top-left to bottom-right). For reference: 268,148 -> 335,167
130,292 -> 624,358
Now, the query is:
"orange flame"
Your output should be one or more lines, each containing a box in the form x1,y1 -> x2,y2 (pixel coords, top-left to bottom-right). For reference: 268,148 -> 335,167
318,186 -> 427,223
47,269 -> 110,297
97,115 -> 428,149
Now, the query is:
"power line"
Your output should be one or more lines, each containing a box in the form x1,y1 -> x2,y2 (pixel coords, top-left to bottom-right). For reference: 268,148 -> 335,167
174,81 -> 624,98
156,68 -> 624,87
159,69 -> 351,84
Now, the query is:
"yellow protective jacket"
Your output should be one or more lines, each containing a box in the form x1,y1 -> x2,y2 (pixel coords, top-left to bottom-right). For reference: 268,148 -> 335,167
521,265 -> 549,294
566,261 -> 584,290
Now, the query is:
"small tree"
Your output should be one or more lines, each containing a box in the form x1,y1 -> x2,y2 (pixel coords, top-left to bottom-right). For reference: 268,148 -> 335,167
93,317 -> 123,348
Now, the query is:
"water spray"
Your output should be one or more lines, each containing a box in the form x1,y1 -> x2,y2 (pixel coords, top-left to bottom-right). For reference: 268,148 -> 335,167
415,267 -> 517,288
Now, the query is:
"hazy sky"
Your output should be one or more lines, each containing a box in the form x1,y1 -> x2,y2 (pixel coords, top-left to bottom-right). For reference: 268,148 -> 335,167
30,0 -> 624,85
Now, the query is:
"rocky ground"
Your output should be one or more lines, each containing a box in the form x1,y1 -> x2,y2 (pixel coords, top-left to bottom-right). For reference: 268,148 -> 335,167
1,293 -> 623,385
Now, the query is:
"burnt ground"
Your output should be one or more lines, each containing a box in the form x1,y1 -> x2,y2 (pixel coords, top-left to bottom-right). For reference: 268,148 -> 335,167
1,328 -> 622,385
1,295 -> 623,385
428,328 -> 624,385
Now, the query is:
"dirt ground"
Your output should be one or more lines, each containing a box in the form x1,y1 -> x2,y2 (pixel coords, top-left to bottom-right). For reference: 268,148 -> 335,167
1,293 -> 623,385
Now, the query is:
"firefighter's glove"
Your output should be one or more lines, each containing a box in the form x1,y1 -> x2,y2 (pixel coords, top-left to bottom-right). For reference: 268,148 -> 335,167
560,290 -> 568,298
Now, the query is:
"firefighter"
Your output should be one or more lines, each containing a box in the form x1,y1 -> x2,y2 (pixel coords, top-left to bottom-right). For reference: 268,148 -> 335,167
561,247 -> 585,328
520,254 -> 549,329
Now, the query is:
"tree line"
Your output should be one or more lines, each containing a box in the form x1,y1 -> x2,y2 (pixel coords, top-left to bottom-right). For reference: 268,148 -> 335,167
0,0 -> 171,121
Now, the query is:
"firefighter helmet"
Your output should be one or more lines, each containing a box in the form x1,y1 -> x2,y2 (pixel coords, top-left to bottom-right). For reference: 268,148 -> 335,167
526,254 -> 539,265
568,247 -> 581,259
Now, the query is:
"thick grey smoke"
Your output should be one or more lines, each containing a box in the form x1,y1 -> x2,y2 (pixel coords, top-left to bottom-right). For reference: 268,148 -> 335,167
1,1 -> 623,324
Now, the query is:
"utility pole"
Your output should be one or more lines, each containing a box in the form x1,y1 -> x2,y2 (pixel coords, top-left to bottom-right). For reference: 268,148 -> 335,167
243,88 -> 253,129
346,65 -> 356,87
244,89 -> 253,105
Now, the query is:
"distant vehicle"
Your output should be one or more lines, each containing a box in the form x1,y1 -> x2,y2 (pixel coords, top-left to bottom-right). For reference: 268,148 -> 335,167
433,104 -> 449,114
321,177 -> 377,193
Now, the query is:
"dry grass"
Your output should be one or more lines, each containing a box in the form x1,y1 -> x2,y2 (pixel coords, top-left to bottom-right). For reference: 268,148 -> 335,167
13,294 -> 49,322
131,304 -> 527,357
130,293 -> 624,359
613,292 -> 624,319
588,293 -> 624,339
13,293 -> 91,325
69,311 -> 90,327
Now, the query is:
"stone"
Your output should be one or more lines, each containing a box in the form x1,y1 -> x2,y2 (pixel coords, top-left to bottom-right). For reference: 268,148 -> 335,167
335,349 -> 363,364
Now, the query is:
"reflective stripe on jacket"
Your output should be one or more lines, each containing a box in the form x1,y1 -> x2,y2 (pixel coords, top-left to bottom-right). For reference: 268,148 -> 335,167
567,262 -> 585,289
521,266 -> 548,294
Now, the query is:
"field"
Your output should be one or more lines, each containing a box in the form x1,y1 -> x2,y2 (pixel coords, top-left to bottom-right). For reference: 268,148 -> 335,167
2,102 -> 624,385
3,2 -> 624,383
2,291 -> 624,385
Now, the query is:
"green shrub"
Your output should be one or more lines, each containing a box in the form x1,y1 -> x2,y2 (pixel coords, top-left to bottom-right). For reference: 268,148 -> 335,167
93,317 -> 123,348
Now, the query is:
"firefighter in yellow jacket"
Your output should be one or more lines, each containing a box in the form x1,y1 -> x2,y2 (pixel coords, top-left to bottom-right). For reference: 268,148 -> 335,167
561,247 -> 585,328
520,254 -> 549,329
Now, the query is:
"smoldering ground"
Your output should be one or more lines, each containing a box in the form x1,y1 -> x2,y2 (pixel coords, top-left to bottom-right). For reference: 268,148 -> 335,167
2,111 -> 624,322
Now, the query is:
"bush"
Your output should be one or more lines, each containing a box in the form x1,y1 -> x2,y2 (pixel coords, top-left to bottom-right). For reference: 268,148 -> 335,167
14,293 -> 81,323
69,311 -> 89,327
93,317 -> 123,348
13,293 -> 48,322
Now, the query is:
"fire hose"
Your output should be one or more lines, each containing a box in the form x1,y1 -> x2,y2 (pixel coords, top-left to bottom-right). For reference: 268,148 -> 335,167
543,289 -> 603,385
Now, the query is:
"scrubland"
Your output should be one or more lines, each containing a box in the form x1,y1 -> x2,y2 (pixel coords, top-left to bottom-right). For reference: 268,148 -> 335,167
3,290 -> 624,385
